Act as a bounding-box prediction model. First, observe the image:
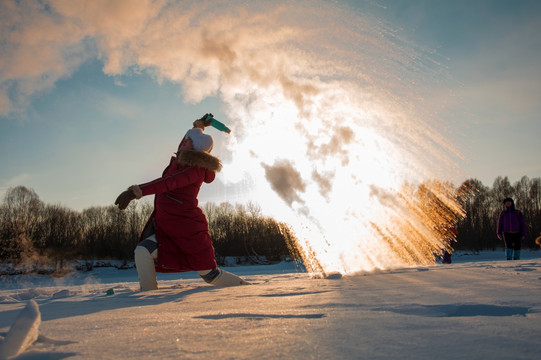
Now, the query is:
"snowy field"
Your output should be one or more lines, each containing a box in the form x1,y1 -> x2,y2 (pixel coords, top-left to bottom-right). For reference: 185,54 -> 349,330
1,250 -> 540,360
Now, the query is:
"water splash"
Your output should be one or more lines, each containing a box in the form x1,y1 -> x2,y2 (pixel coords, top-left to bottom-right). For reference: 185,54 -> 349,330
2,0 -> 466,274
209,2 -> 466,274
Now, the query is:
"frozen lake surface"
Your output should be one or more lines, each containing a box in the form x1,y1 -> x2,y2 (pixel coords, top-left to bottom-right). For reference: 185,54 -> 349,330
1,250 -> 540,359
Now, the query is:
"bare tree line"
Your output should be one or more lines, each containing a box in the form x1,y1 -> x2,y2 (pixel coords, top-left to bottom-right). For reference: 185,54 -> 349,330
1,176 -> 539,271
0,186 -> 299,271
203,202 -> 301,265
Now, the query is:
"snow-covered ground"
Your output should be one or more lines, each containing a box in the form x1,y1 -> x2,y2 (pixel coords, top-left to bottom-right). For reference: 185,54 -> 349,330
1,250 -> 540,359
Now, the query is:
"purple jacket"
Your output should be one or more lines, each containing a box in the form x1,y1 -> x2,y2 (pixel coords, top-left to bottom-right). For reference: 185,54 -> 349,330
497,209 -> 527,238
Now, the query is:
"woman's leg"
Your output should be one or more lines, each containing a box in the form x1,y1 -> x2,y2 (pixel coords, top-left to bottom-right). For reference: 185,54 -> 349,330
198,268 -> 250,286
134,236 -> 159,291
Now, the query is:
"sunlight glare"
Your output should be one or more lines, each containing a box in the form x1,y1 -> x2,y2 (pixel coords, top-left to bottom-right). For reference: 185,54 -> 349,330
208,1 -> 465,275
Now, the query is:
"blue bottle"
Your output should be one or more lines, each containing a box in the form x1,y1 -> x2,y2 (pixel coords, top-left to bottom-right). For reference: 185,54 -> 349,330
205,115 -> 231,134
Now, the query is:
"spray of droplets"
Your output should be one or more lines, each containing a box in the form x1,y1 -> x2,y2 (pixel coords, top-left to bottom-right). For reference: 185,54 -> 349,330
1,0 -> 467,274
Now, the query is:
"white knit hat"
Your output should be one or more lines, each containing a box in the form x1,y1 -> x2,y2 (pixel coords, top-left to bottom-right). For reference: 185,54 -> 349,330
183,128 -> 214,153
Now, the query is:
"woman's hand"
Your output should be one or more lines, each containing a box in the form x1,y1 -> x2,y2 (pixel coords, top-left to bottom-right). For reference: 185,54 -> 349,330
115,189 -> 136,210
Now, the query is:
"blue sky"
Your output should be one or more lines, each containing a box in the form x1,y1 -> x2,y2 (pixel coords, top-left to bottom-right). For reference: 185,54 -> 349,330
1,0 -> 540,211
376,0 -> 541,183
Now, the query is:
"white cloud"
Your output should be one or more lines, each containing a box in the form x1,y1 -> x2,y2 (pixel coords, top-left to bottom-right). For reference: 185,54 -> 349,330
1,0 -> 433,119
0,1 -> 90,116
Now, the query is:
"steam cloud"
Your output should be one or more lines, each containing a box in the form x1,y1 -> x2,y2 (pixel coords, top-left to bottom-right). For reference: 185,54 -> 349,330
261,160 -> 306,206
1,0 -> 465,274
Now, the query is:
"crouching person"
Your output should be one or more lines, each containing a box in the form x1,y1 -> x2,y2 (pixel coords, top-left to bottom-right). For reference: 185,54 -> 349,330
115,113 -> 248,290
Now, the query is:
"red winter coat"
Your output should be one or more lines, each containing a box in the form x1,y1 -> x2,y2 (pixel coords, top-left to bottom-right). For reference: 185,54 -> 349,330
138,150 -> 222,272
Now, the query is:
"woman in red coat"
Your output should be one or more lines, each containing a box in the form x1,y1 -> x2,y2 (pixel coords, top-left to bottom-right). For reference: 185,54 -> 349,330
115,114 -> 248,290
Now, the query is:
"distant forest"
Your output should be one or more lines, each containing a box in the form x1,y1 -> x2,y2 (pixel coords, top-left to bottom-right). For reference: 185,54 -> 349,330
0,176 -> 539,270
0,186 -> 299,271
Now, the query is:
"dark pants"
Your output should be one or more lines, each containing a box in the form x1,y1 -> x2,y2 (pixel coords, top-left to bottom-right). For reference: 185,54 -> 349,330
442,251 -> 452,264
503,232 -> 521,250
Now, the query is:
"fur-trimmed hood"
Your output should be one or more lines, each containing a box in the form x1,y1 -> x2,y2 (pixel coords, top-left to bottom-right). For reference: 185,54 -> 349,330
177,150 -> 222,172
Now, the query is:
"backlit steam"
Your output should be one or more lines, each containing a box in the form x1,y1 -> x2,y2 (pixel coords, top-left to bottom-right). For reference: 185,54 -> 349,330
1,0 -> 466,274
208,1 -> 467,274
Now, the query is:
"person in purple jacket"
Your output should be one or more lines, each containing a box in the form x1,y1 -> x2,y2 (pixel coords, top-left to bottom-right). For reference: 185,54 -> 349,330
497,197 -> 527,260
